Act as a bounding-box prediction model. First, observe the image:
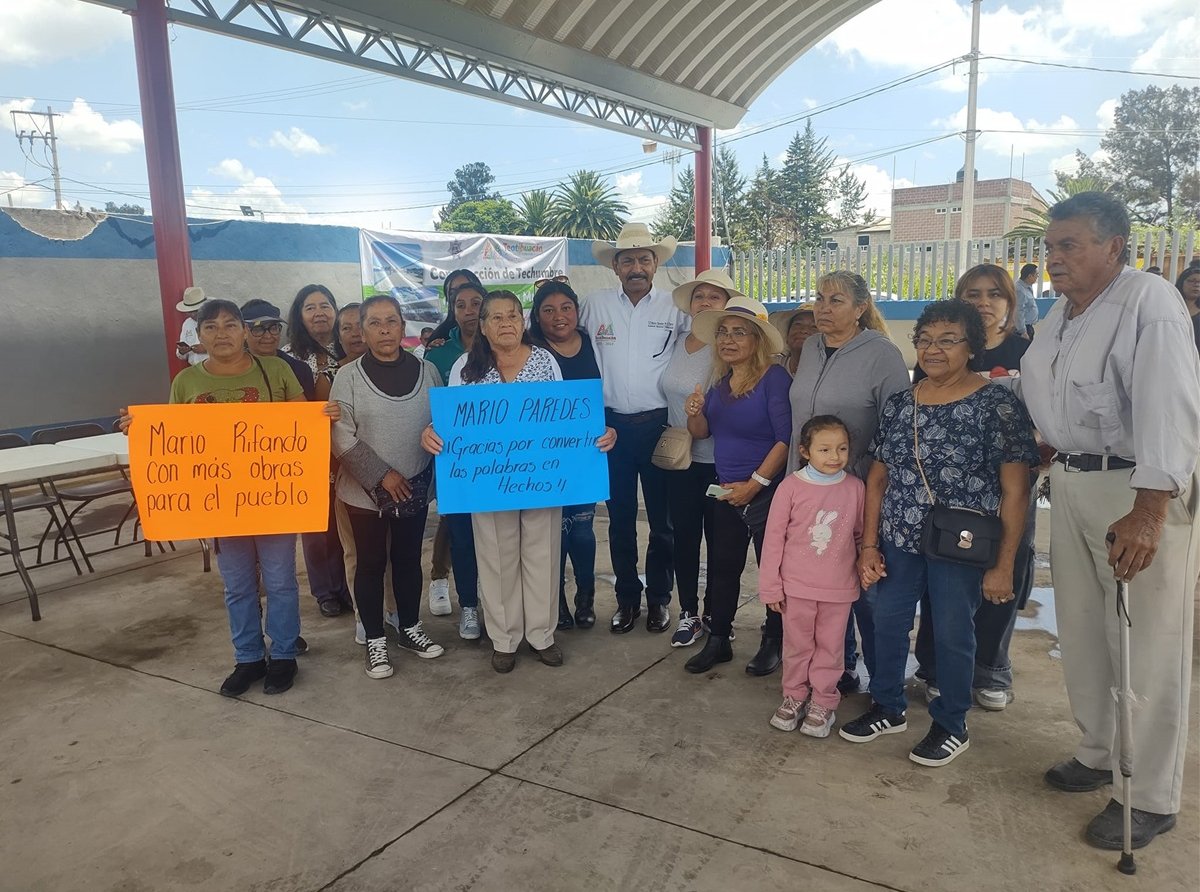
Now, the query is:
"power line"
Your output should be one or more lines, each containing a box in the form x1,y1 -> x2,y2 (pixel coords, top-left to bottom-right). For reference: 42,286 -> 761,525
983,54 -> 1200,81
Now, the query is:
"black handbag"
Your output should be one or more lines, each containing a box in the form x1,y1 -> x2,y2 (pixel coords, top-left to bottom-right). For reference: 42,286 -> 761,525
370,463 -> 432,519
739,475 -> 780,538
912,385 -> 1002,569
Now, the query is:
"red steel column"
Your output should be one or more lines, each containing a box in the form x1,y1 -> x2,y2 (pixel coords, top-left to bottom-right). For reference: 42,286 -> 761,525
693,125 -> 713,274
131,0 -> 192,376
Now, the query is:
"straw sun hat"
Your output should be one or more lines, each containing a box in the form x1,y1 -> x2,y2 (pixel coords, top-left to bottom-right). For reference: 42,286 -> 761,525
691,295 -> 785,354
670,268 -> 746,313
591,222 -> 677,265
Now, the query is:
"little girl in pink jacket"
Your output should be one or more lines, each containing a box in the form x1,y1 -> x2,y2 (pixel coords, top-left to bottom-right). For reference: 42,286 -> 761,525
759,415 -> 864,738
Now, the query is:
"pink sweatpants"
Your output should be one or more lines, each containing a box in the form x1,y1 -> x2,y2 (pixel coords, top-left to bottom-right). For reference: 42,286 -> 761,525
781,597 -> 854,710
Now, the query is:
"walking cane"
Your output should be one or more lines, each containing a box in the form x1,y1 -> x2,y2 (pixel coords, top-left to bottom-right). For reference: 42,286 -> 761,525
1106,532 -> 1137,875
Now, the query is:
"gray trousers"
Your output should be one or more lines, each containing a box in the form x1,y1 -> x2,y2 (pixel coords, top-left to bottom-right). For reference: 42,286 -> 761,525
472,508 -> 562,654
1049,462 -> 1200,814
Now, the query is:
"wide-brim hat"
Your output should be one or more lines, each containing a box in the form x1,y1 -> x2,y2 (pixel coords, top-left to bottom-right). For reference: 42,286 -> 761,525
692,296 -> 785,354
175,286 -> 207,312
591,222 -> 677,265
670,268 -> 746,313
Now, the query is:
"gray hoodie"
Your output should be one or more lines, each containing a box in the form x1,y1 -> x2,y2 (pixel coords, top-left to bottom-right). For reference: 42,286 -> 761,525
787,328 -> 911,479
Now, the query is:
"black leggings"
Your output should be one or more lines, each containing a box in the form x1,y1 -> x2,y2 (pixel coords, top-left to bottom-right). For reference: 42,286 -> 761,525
665,462 -> 718,616
349,507 -> 427,640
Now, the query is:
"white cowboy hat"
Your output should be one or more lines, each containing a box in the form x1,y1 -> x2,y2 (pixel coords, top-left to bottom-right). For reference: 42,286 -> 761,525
670,268 -> 746,314
691,296 -> 785,354
591,222 -> 677,265
175,286 -> 207,312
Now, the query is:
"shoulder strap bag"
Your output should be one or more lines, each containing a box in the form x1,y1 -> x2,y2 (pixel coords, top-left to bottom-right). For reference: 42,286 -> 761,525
912,383 -> 1002,569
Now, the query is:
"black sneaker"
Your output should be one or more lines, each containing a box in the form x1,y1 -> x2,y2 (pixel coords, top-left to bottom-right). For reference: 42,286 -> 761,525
909,721 -> 970,767
836,671 -> 860,694
396,621 -> 445,659
263,659 -> 297,695
295,635 -> 308,655
220,659 -> 267,697
838,703 -> 907,743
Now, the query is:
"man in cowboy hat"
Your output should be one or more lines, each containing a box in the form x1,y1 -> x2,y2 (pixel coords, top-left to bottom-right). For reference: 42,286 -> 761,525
175,286 -> 208,365
580,222 -> 686,634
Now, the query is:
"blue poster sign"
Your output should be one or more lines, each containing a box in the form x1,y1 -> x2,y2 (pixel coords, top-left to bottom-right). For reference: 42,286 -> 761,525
429,379 -> 610,514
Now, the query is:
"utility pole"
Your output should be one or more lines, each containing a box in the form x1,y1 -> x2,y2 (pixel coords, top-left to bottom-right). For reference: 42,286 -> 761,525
958,0 -> 982,274
11,106 -> 63,209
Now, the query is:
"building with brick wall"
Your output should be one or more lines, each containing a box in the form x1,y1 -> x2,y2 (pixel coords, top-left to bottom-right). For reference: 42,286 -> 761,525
891,169 -> 1047,244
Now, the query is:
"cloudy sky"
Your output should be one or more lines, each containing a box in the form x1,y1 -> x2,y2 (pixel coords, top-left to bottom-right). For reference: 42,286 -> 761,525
1,0 -> 1196,231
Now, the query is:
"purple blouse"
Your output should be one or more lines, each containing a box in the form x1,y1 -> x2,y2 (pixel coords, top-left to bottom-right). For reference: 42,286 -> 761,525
704,364 -> 793,482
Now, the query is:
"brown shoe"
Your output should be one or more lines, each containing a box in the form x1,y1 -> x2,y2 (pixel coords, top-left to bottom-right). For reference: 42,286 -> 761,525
491,650 -> 517,673
531,643 -> 563,667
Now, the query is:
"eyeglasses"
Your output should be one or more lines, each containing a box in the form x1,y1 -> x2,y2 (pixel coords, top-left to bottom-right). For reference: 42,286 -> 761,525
248,322 -> 283,335
534,275 -> 570,288
912,335 -> 968,351
715,327 -> 755,341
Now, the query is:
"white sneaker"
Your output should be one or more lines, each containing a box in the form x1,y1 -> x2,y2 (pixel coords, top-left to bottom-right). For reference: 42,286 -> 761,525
770,695 -> 805,732
924,682 -> 941,703
801,703 -> 836,738
364,637 -> 393,679
355,620 -> 366,646
974,688 -> 1014,711
397,621 -> 445,659
429,578 -> 452,616
459,606 -> 481,640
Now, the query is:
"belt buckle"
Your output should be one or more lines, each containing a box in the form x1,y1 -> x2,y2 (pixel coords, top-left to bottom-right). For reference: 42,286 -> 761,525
1063,454 -> 1083,473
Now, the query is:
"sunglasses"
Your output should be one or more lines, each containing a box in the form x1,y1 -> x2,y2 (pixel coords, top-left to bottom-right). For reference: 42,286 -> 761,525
248,321 -> 283,335
534,275 -> 571,288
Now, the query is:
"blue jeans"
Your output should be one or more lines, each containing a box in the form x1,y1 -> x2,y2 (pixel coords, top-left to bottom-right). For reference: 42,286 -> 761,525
559,503 -> 596,613
842,585 -> 877,677
605,409 -> 673,608
444,512 -> 479,608
215,534 -> 301,663
869,542 -> 983,738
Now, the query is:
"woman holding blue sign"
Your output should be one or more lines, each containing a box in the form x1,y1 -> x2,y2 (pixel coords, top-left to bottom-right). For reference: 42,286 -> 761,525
422,291 -> 615,673
528,278 -> 603,632
682,296 -> 792,674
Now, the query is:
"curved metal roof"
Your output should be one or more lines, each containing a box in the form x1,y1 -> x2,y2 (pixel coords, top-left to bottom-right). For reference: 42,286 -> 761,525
86,0 -> 879,148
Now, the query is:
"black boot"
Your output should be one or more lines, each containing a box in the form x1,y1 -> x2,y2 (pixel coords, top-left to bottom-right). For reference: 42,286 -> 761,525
685,634 -> 732,674
557,589 -> 575,631
745,634 -> 783,676
574,589 -> 596,629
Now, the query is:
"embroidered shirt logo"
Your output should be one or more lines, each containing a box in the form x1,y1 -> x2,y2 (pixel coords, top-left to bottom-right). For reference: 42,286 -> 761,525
595,323 -> 616,343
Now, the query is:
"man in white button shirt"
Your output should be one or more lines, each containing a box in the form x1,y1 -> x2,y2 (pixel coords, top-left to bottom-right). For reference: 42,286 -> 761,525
1018,192 -> 1200,851
581,223 -> 688,635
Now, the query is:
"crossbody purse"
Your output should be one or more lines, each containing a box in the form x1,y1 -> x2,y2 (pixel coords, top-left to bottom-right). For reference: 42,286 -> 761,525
912,384 -> 1002,569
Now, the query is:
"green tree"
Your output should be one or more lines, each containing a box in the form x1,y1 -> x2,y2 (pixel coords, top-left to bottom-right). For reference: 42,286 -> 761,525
437,198 -> 523,235
548,170 -> 628,239
830,164 -> 868,231
1005,169 -> 1112,240
743,154 -> 784,251
778,120 -> 836,249
653,166 -> 696,241
515,189 -> 553,236
713,145 -> 749,249
438,161 -> 501,224
97,200 -> 145,215
1100,85 -> 1200,228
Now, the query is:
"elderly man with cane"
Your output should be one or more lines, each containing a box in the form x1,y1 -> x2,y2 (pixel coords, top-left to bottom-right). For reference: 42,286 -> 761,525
1017,192 -> 1200,853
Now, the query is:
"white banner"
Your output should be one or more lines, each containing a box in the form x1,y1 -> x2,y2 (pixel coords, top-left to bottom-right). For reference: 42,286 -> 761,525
359,229 -> 569,326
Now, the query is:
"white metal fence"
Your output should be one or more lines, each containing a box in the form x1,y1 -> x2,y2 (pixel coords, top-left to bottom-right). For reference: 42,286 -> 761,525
731,229 -> 1200,304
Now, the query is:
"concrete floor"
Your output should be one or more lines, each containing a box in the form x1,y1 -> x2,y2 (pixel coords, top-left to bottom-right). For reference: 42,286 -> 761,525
1,506 -> 1197,892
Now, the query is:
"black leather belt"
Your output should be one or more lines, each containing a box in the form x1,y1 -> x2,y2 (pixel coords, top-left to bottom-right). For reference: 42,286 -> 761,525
1053,452 -> 1136,472
606,408 -> 668,424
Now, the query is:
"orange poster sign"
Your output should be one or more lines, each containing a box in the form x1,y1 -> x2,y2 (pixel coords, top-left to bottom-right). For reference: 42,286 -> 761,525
127,402 -> 331,540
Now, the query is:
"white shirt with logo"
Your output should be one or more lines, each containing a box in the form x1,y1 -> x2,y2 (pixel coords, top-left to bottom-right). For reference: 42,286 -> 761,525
579,286 -> 689,414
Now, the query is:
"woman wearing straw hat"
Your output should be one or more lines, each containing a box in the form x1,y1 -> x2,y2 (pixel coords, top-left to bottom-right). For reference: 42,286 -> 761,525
682,296 -> 792,673
661,269 -> 733,648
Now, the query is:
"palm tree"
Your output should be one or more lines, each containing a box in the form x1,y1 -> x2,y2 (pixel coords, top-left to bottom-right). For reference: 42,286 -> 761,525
1005,175 -> 1111,240
548,170 -> 629,239
516,189 -> 553,236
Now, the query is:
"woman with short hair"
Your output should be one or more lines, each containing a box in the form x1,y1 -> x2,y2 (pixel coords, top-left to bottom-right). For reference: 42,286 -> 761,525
422,291 -> 615,673
332,294 -> 446,679
843,300 -> 1037,767
682,296 -> 792,674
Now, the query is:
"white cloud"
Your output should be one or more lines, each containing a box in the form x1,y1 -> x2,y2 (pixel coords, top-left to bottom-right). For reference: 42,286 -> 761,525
934,106 -> 1080,157
1132,15 -> 1200,75
1055,0 -> 1192,38
614,171 -> 667,224
2,98 -> 143,154
1051,147 -> 1109,179
802,98 -> 819,110
1096,98 -> 1117,129
267,126 -> 332,156
0,170 -> 51,208
189,158 -> 308,220
0,0 -> 128,65
837,162 -> 914,220
343,100 -> 370,112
